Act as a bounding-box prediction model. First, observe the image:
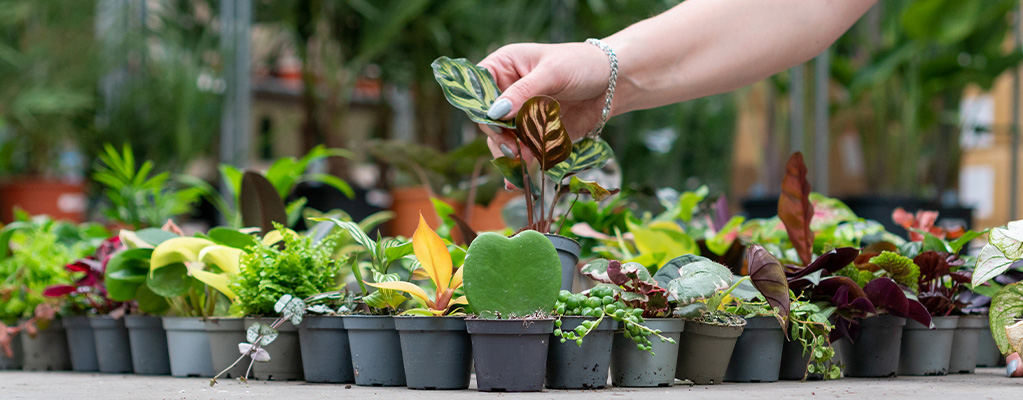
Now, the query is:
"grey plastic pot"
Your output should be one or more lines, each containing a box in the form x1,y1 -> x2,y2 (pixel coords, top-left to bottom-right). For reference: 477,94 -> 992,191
343,315 -> 406,386
245,317 -> 304,381
835,314 -> 906,377
204,318 -> 247,379
89,316 -> 134,373
63,316 -> 98,372
394,316 -> 472,390
298,316 -> 354,383
124,316 -> 170,375
21,318 -> 71,371
546,316 -> 617,389
547,234 -> 580,292
466,318 -> 554,392
899,316 -> 958,376
676,319 -> 745,385
0,330 -> 23,370
725,316 -> 783,382
976,319 -> 1004,367
949,315 -> 985,374
610,318 -> 685,387
778,338 -> 824,381
162,317 -> 214,377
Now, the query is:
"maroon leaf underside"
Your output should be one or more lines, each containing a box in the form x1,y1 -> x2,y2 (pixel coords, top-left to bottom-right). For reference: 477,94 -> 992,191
778,152 -> 815,266
746,245 -> 791,327
788,247 -> 859,280
863,277 -> 932,327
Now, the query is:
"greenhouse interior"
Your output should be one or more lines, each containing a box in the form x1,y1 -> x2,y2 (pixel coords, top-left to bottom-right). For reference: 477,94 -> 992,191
2,1 -> 1023,398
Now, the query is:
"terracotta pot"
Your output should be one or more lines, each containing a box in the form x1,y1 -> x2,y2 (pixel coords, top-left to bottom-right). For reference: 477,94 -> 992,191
388,187 -> 463,237
0,178 -> 86,223
465,190 -> 520,232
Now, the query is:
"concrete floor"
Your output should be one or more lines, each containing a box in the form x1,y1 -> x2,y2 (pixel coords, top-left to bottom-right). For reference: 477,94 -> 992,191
1,369 -> 1021,399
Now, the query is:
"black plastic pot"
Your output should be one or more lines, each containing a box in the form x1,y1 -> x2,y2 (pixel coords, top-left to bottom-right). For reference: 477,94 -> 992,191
204,318 -> 247,379
676,320 -> 745,384
546,316 -> 617,389
899,316 -> 958,376
610,318 -> 685,387
63,315 -> 98,372
124,316 -> 170,375
162,317 -> 214,377
976,319 -> 1004,367
245,317 -> 304,381
298,316 -> 354,383
394,316 -> 472,390
835,314 -> 906,377
466,318 -> 554,392
949,315 -> 984,374
343,315 -> 406,386
89,316 -> 134,373
778,337 -> 824,381
21,318 -> 71,371
0,330 -> 23,370
725,316 -> 783,382
546,234 -> 581,292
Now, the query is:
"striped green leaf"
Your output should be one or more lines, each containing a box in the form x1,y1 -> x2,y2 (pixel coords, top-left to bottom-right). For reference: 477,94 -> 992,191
432,56 -> 514,128
312,217 -> 376,250
515,96 -> 572,171
545,138 -> 614,182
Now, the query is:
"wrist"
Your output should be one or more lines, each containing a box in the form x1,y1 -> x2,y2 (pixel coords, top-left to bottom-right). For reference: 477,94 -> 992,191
601,35 -> 640,116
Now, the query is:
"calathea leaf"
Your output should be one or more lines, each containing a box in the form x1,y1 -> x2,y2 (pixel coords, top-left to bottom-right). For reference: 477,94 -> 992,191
746,244 -> 790,328
778,152 -> 815,266
431,56 -> 514,128
545,138 -> 614,182
514,96 -> 572,172
568,176 -> 618,201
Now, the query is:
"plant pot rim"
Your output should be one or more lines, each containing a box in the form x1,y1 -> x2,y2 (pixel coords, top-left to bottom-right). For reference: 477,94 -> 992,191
906,315 -> 958,330
203,317 -> 246,331
683,319 -> 744,338
860,313 -> 906,328
298,315 -> 346,330
544,233 -> 580,250
342,314 -> 396,330
123,315 -> 163,329
87,315 -> 126,328
738,315 -> 783,330
394,315 -> 467,331
955,314 -> 988,329
465,318 -> 554,335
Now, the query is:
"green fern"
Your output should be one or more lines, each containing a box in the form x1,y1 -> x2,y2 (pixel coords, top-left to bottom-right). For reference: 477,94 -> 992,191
868,251 -> 920,292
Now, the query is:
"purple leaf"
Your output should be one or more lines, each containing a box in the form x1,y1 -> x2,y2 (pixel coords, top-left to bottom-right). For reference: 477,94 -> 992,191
746,244 -> 790,328
42,285 -> 76,297
788,247 -> 859,280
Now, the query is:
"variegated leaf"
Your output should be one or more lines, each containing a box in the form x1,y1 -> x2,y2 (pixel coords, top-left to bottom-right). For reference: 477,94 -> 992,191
545,138 -> 614,182
431,56 -> 514,128
514,96 -> 572,172
568,176 -> 618,201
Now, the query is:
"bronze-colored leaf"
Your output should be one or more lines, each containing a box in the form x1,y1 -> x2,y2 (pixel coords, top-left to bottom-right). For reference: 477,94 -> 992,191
514,96 -> 572,172
746,244 -> 790,329
240,171 -> 288,233
778,152 -> 814,266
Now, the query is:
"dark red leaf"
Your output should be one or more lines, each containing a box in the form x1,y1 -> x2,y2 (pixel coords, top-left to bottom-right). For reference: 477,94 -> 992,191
914,251 -> 949,283
746,244 -> 790,328
863,277 -> 932,327
42,285 -> 76,298
789,247 -> 859,280
778,152 -> 814,266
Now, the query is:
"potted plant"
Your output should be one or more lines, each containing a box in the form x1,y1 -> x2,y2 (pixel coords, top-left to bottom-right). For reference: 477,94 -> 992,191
559,261 -> 678,389
432,56 -> 617,291
318,216 -> 415,387
970,219 -> 1023,376
777,298 -> 840,381
360,214 -> 473,390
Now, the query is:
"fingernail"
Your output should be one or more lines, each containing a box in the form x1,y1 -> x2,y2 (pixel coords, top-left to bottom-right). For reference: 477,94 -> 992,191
1007,360 -> 1019,377
499,144 -> 515,158
487,98 -> 512,120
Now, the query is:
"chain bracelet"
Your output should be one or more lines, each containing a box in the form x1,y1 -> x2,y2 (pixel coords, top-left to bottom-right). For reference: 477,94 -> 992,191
585,38 -> 618,139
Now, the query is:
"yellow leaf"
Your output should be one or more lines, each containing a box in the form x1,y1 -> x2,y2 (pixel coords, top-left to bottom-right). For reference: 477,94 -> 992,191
261,230 -> 284,246
449,266 -> 464,290
450,295 -> 469,306
198,246 -> 243,275
411,268 -> 432,281
412,213 -> 452,294
365,281 -> 432,308
189,268 -> 236,300
151,237 -> 213,271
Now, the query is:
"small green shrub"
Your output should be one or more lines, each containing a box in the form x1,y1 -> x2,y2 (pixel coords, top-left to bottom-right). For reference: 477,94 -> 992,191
234,227 -> 341,316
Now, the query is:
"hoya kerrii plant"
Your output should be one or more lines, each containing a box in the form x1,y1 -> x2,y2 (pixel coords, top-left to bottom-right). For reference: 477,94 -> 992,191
461,229 -> 561,319
432,57 -> 618,234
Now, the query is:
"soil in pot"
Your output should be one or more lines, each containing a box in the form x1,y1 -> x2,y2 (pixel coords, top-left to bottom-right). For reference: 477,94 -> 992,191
89,316 -> 134,373
610,318 -> 685,387
676,319 -> 745,385
244,317 -> 304,381
725,316 -> 783,383
546,316 -> 616,389
343,315 -> 406,387
298,316 -> 354,383
125,316 -> 170,375
834,314 -> 906,377
949,315 -> 985,374
21,319 -> 71,371
204,318 -> 247,379
0,330 -> 24,370
899,316 -> 958,376
976,320 -> 1004,367
546,235 -> 581,292
395,316 -> 472,390
63,315 -> 99,372
467,318 -> 554,392
162,317 -> 214,377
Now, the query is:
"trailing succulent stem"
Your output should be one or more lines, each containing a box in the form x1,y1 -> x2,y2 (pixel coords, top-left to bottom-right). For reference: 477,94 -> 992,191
552,287 -> 675,354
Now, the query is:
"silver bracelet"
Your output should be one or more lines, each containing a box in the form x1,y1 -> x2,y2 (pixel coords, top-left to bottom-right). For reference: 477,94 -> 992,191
585,38 -> 618,139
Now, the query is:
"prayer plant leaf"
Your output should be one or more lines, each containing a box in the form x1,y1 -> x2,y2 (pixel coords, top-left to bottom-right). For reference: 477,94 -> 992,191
545,138 -> 614,182
568,177 -> 618,201
490,156 -> 539,195
778,152 -> 815,266
431,56 -> 514,128
514,96 -> 572,172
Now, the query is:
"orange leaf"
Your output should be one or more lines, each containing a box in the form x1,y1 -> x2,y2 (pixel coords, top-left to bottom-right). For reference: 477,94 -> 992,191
412,213 -> 452,294
449,266 -> 464,290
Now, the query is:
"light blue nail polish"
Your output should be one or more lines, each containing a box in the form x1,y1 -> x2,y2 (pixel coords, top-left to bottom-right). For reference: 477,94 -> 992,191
499,144 -> 515,158
1007,360 -> 1019,376
487,98 -> 512,120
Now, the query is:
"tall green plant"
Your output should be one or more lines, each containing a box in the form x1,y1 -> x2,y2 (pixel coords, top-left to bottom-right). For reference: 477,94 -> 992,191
93,144 -> 204,229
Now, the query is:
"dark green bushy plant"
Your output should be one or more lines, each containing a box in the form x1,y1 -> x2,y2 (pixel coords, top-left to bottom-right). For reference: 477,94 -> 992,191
234,227 -> 342,316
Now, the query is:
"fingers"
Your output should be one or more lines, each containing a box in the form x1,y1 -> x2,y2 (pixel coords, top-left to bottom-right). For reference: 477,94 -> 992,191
486,66 -> 556,121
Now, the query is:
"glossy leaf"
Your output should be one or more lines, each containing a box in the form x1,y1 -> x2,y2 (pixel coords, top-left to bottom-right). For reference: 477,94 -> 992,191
788,247 -> 859,282
431,56 -> 513,128
412,212 -> 453,295
676,186 -> 709,223
778,152 -> 815,266
514,96 -> 572,171
972,243 -> 1017,286
991,282 -> 1023,355
146,263 -> 193,298
949,229 -> 985,254
150,237 -> 211,271
198,246 -> 242,275
746,244 -> 790,328
240,171 -> 288,233
568,176 -> 618,201
490,156 -> 533,193
627,220 -> 697,270
545,138 -> 614,182
207,227 -> 257,249
864,277 -> 932,328
365,281 -> 432,309
105,248 -> 153,301
188,268 -> 236,300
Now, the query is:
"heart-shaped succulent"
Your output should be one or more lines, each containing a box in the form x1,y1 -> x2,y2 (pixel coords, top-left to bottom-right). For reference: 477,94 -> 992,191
462,231 -> 561,318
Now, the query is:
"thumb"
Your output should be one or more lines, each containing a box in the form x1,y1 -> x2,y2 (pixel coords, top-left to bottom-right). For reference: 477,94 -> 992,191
486,68 -> 553,121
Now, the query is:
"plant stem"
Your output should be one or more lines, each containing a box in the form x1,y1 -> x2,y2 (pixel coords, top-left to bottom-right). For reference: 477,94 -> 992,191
556,194 -> 580,234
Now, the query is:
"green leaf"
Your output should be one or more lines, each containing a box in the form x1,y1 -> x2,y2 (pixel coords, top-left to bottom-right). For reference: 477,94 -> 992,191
972,244 -> 1017,286
105,248 -> 154,301
676,186 -> 709,223
134,228 -> 179,247
146,263 -> 193,298
219,164 -> 244,200
314,217 -> 376,251
654,255 -> 732,304
462,231 -> 561,318
545,138 -> 614,183
207,227 -> 257,250
308,173 -> 355,199
568,177 -> 617,201
949,230 -> 985,254
135,284 -> 169,315
285,198 -> 308,228
706,216 -> 744,256
490,156 -> 538,195
627,221 -> 697,269
514,96 -> 572,172
431,56 -> 514,128
922,233 -> 952,253
990,282 -> 1023,355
